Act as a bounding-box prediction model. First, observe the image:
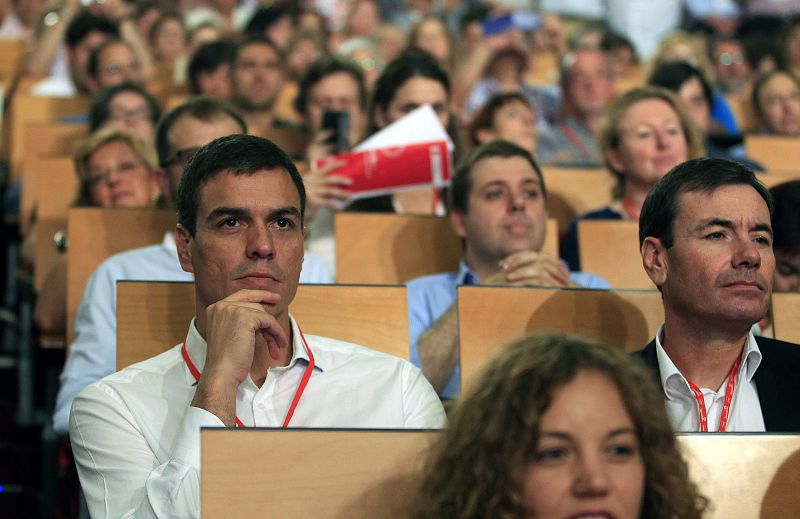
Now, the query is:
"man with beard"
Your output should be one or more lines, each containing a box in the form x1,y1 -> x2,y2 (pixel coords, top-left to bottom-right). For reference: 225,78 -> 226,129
406,140 -> 609,398
635,157 -> 800,432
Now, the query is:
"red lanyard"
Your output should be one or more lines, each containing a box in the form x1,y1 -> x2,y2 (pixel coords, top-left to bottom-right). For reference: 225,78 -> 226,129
685,350 -> 743,432
181,327 -> 316,428
560,121 -> 591,161
621,197 -> 640,220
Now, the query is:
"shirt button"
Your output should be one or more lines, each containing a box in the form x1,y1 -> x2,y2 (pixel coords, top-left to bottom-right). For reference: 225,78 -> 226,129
258,403 -> 265,410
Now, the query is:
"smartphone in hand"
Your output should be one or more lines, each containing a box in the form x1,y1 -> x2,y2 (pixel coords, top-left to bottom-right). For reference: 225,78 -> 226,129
322,110 -> 350,154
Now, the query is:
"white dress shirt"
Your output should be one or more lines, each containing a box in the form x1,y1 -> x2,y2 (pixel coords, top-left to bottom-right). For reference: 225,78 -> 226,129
655,326 -> 766,432
70,316 -> 445,519
54,232 -> 335,434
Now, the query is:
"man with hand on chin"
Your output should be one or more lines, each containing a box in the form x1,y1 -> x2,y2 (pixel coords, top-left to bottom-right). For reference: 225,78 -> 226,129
69,135 -> 445,519
634,157 -> 800,432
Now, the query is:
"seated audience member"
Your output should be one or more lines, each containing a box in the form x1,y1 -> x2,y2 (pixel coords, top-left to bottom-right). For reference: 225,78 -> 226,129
408,15 -> 455,73
770,180 -> 800,292
86,37 -> 145,94
229,36 -> 293,138
636,157 -> 800,432
244,4 -> 293,48
537,47 -> 616,166
601,31 -> 640,81
69,135 -> 445,518
89,82 -> 161,143
285,29 -> 327,80
336,36 -> 384,90
375,23 -> 406,64
341,0 -> 382,39
29,11 -> 119,97
132,0 -> 162,43
710,36 -> 752,95
412,334 -> 707,519
293,57 -> 368,271
187,38 -> 235,101
407,141 -> 609,397
649,30 -> 740,135
751,70 -> 800,136
561,87 -> 703,270
778,21 -> 800,81
52,97 -> 334,435
149,11 -> 186,67
468,92 -> 537,155
34,128 -> 162,335
349,50 -> 453,214
648,61 -> 763,170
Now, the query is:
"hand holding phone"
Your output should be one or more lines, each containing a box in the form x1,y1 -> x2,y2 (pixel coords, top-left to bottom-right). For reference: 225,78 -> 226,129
321,110 -> 350,155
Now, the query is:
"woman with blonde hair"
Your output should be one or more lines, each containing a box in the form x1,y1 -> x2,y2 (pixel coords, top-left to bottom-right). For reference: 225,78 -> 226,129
561,86 -> 703,269
411,334 -> 708,519
34,128 -> 162,334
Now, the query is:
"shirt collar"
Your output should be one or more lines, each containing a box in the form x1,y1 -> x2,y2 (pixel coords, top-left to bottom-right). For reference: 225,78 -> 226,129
654,325 -> 762,399
181,314 -> 325,386
457,260 -> 479,286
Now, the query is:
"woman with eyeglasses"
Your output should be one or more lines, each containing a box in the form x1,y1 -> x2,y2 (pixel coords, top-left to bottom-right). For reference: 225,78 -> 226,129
89,82 -> 162,144
34,128 -> 163,335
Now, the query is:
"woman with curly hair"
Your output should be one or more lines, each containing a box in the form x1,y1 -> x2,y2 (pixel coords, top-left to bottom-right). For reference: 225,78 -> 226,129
411,334 -> 707,519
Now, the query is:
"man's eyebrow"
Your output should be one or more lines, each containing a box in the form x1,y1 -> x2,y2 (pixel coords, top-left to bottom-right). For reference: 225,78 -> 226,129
478,178 -> 542,190
694,218 -> 774,237
268,206 -> 302,220
205,206 -> 302,222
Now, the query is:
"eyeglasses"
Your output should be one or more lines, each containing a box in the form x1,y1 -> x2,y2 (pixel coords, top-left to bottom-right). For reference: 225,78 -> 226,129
718,52 -> 745,66
163,147 -> 201,169
85,159 -> 146,188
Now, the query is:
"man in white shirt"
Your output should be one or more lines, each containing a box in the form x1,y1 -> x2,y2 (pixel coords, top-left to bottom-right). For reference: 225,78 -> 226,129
634,157 -> 800,432
53,97 -> 333,434
69,134 -> 445,518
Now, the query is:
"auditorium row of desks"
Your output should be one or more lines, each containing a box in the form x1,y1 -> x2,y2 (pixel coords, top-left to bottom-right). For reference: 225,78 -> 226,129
195,428 -> 800,518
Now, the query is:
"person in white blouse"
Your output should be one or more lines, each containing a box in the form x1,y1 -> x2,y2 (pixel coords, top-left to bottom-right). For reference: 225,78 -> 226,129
69,134 -> 446,519
634,157 -> 800,433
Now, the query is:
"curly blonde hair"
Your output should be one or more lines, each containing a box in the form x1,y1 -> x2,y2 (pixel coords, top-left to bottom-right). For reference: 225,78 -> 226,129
410,334 -> 708,519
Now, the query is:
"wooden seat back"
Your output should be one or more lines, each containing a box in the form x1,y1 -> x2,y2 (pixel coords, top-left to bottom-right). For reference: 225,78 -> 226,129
541,167 -> 617,232
772,292 -> 800,344
745,135 -> 800,174
335,213 -> 558,284
66,208 -> 176,344
578,219 -> 653,289
458,286 -> 663,386
116,282 -> 410,369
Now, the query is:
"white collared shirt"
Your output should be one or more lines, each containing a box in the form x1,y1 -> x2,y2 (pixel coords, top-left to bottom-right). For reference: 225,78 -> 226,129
655,326 -> 765,432
69,317 -> 445,519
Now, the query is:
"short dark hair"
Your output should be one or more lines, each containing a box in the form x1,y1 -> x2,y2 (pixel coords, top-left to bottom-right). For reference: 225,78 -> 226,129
648,61 -> 713,108
244,5 -> 290,38
187,39 -> 236,95
89,82 -> 161,132
177,135 -> 306,235
87,38 -> 130,80
449,140 -> 546,214
770,180 -> 800,256
155,96 -> 247,167
639,157 -> 774,249
233,36 -> 284,67
369,50 -> 450,133
468,92 -> 532,147
65,12 -> 117,49
294,56 -> 367,115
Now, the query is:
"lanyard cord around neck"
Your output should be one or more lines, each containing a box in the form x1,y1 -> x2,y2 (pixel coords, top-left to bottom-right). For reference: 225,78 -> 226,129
181,327 -> 316,428
685,349 -> 743,432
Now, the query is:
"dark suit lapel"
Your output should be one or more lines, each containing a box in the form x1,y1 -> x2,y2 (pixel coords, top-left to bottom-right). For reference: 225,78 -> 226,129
754,337 -> 800,432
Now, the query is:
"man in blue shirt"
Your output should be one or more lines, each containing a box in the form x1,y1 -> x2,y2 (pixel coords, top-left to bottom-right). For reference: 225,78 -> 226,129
407,140 -> 609,398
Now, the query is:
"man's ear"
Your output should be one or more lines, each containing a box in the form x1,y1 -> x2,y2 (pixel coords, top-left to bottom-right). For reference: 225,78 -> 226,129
641,236 -> 668,288
174,223 -> 195,274
449,210 -> 467,239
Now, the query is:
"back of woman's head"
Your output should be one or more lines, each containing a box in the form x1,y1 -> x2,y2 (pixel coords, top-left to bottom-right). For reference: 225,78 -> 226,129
770,179 -> 800,256
411,333 -> 707,519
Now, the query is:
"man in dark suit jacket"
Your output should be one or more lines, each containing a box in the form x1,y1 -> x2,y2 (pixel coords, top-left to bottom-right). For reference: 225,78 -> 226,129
633,157 -> 800,432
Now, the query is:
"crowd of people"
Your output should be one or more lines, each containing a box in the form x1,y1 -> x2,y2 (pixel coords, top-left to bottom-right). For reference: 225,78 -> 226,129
3,0 -> 800,517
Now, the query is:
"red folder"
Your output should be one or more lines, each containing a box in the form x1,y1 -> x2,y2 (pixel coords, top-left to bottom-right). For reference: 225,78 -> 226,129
313,140 -> 452,200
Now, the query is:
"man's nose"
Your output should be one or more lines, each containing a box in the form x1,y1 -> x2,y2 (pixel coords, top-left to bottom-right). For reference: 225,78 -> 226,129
246,223 -> 275,259
732,236 -> 761,268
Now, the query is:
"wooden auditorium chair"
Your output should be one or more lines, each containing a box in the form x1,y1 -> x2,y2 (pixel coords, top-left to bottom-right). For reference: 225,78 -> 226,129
116,282 -> 409,369
457,285 -> 663,387
745,135 -> 800,174
577,219 -> 654,289
771,292 -> 800,344
540,166 -> 617,232
65,208 -> 176,344
334,213 -> 558,284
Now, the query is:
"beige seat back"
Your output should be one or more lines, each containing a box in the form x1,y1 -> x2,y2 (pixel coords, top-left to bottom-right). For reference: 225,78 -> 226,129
541,167 -> 617,232
745,135 -> 800,173
66,208 -> 176,344
578,219 -> 653,289
335,213 -> 558,284
772,292 -> 800,344
457,286 -> 663,386
116,282 -> 410,369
